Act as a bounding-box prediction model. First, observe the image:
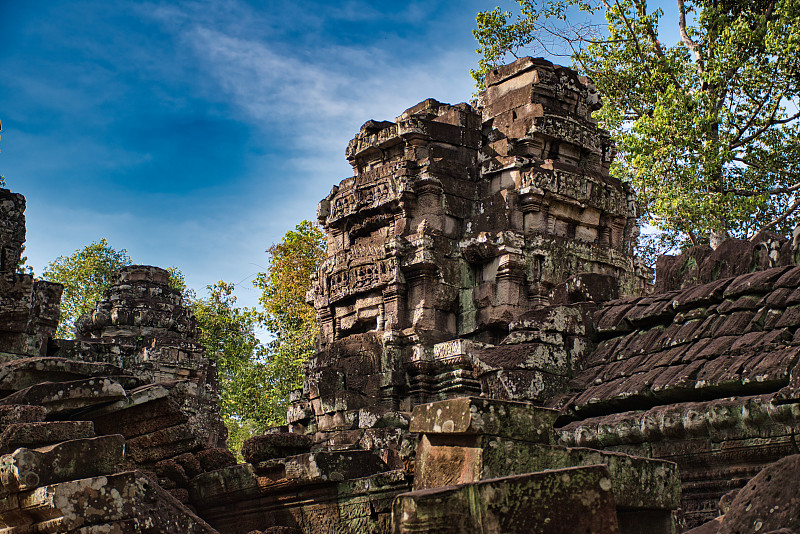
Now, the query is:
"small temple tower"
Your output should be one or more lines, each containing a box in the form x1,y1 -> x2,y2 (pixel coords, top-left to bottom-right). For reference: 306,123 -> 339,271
294,57 -> 651,438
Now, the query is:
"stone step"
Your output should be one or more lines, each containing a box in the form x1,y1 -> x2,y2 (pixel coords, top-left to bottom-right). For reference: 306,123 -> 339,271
0,435 -> 124,497
0,422 -> 94,456
0,406 -> 45,427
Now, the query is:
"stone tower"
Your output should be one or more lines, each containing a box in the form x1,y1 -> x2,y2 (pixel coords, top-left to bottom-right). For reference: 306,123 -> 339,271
292,57 -> 651,438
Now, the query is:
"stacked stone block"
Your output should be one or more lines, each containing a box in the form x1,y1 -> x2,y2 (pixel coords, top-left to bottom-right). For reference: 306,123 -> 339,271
395,396 -> 680,533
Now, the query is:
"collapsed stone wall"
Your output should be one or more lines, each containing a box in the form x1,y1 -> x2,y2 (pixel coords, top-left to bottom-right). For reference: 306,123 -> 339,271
0,191 -> 231,532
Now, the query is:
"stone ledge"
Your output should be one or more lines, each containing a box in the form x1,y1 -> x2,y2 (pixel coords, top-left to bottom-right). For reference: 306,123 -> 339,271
409,397 -> 558,443
392,465 -> 619,534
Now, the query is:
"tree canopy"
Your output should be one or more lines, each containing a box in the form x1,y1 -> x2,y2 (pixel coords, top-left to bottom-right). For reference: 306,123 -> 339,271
42,240 -> 189,337
191,281 -> 268,456
254,220 -> 327,426
473,0 -> 800,252
42,239 -> 133,338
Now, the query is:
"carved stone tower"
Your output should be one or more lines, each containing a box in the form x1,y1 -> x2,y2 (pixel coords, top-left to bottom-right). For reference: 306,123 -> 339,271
293,58 -> 650,438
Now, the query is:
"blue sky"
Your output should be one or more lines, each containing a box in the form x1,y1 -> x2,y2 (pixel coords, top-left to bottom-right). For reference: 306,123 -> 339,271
0,0 -> 496,312
0,1 -> 678,316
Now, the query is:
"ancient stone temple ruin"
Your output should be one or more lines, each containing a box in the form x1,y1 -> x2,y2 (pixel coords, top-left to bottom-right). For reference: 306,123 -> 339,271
3,56 -> 800,533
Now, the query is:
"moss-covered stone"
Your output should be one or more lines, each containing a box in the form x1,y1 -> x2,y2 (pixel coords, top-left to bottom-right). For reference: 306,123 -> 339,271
409,397 -> 558,442
393,465 -> 620,533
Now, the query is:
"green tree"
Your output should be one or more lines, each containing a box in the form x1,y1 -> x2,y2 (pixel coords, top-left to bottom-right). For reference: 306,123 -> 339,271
190,281 -> 268,456
42,239 -> 132,338
43,240 -> 190,338
474,0 -> 800,250
254,221 -> 326,426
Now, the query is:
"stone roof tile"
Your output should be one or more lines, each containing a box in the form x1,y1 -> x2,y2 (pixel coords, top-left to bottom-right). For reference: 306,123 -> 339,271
775,305 -> 800,329
695,336 -> 738,359
622,294 -> 678,326
762,308 -> 786,330
694,353 -> 742,387
693,314 -> 724,340
678,338 -> 714,363
566,263 -> 800,420
713,311 -> 757,337
584,337 -> 621,368
761,287 -> 794,308
775,265 -> 800,288
723,266 -> 794,298
594,300 -> 639,335
730,331 -> 767,351
624,327 -> 665,355
645,346 -> 684,368
671,319 -> 705,346
717,294 -> 764,313
672,277 -> 732,309
786,287 -> 800,306
650,364 -> 691,393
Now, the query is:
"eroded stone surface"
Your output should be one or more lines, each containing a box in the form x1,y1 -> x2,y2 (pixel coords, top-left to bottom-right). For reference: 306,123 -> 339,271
0,377 -> 127,416
0,421 -> 95,455
393,465 -> 620,534
0,435 -> 124,495
409,397 -> 557,442
717,454 -> 800,534
0,471 -> 219,533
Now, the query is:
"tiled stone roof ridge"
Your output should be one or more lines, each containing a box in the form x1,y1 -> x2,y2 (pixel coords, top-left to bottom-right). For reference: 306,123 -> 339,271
562,264 -> 800,420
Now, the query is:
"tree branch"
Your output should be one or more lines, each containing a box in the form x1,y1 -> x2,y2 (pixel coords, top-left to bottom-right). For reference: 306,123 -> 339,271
725,181 -> 800,197
677,0 -> 704,73
632,0 -> 665,58
730,81 -> 776,145
754,197 -> 800,238
730,106 -> 800,150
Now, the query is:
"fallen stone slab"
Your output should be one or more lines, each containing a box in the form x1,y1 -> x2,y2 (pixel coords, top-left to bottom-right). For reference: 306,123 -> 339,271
283,451 -> 390,482
0,421 -> 95,455
196,448 -> 237,472
0,435 -> 124,496
409,397 -> 558,443
0,378 -> 127,416
189,463 -> 263,507
1,470 -> 219,533
124,422 -> 202,464
241,433 -> 313,464
0,357 -> 124,395
392,465 -> 619,533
